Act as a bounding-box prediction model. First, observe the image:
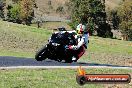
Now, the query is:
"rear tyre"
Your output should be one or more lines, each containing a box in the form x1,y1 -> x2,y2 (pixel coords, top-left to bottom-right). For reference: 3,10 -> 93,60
57,59 -> 62,62
65,58 -> 73,63
35,45 -> 48,61
73,60 -> 77,62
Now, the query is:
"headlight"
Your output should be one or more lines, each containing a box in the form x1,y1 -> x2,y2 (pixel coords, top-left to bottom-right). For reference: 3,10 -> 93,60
52,43 -> 60,46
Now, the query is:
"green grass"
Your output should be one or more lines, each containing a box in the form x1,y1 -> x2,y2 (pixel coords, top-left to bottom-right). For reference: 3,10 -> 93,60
88,36 -> 132,54
0,20 -> 52,57
0,68 -> 131,88
80,36 -> 132,66
0,49 -> 34,58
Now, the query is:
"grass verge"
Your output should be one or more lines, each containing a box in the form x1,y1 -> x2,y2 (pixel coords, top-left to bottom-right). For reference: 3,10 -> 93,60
0,68 -> 131,88
0,20 -> 52,58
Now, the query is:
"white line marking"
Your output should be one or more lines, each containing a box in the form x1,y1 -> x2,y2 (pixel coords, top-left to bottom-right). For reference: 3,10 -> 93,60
0,66 -> 131,69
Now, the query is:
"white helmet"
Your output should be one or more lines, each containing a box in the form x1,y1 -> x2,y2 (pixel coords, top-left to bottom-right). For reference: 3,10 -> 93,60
76,24 -> 85,35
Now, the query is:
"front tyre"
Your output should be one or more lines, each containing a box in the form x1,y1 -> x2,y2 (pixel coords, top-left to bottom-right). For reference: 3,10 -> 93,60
35,45 -> 48,61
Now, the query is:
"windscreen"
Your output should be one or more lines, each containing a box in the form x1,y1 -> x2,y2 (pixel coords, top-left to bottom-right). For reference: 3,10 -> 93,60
50,32 -> 76,45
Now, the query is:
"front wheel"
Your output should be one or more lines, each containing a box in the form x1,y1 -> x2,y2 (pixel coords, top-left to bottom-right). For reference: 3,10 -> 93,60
35,45 -> 48,61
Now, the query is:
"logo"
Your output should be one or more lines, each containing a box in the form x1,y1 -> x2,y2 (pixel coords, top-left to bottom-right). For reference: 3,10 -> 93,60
76,66 -> 131,86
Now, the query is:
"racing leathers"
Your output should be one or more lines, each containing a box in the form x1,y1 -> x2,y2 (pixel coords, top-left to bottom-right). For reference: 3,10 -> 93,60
68,35 -> 86,61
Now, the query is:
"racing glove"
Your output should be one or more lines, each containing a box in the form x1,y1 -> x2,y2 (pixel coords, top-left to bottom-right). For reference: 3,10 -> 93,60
65,45 -> 77,50
70,45 -> 78,50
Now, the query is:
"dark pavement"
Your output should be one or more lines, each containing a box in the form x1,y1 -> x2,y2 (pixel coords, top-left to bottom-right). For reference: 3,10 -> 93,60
0,56 -> 132,69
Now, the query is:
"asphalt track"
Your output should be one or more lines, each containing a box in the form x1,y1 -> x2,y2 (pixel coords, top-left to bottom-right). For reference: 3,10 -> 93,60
0,56 -> 132,69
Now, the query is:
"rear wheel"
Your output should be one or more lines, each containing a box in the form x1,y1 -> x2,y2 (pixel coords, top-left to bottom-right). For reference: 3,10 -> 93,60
57,59 -> 62,62
65,57 -> 73,63
35,45 -> 48,61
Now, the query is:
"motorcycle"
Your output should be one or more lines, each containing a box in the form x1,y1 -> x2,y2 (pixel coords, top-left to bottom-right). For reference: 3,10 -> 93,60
35,28 -> 85,63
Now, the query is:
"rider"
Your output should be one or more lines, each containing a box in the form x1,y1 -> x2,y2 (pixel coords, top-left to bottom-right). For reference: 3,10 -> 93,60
69,20 -> 89,61
76,22 -> 89,49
